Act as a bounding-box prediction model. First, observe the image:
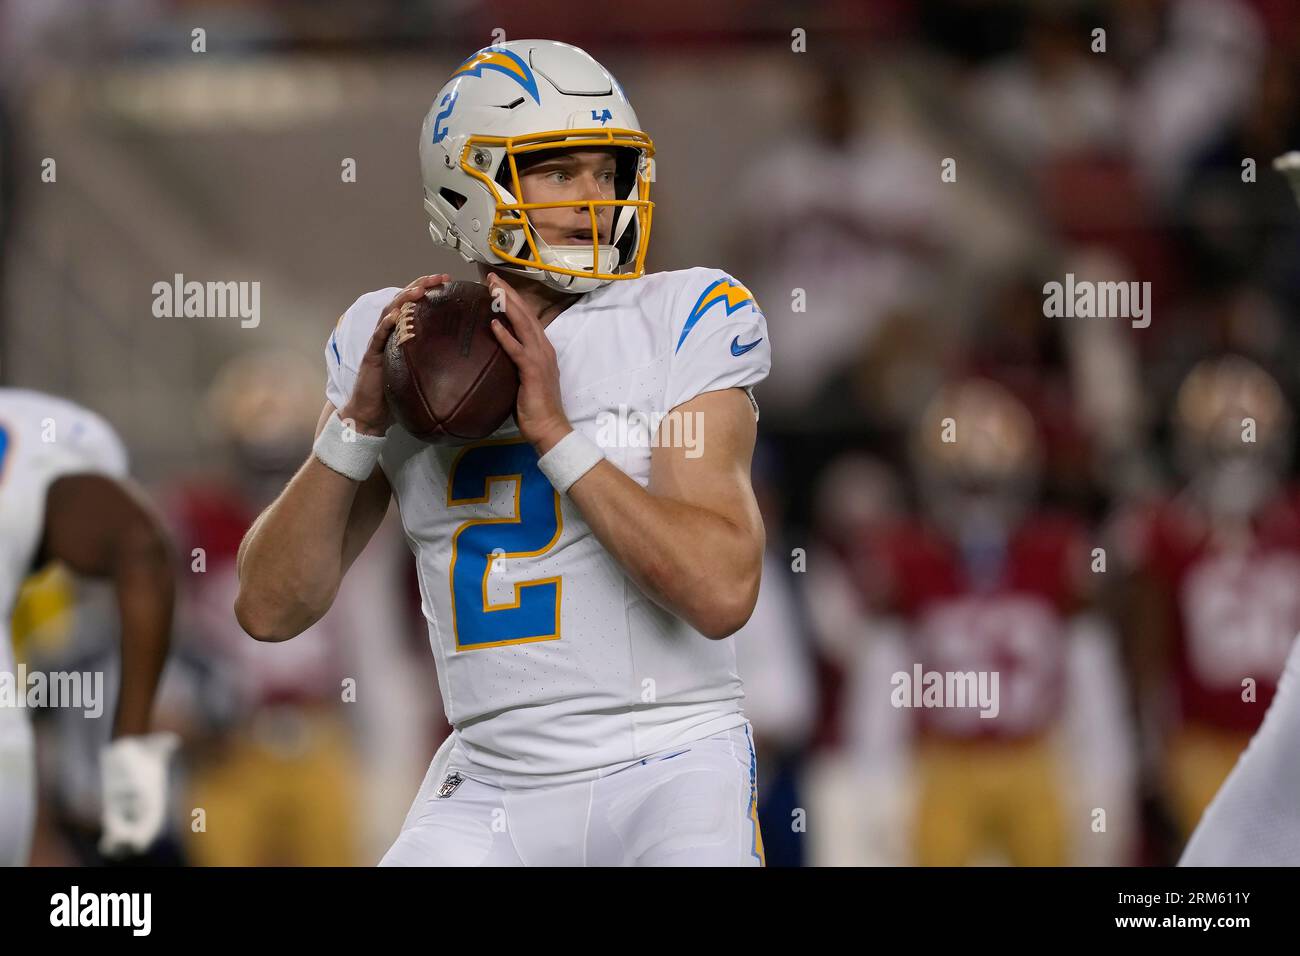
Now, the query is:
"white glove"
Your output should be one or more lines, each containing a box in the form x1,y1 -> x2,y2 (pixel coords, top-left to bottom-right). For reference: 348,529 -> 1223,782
99,732 -> 179,857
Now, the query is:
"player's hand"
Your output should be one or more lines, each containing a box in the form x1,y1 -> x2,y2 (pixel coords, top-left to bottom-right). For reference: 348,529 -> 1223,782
99,732 -> 180,858
340,275 -> 451,436
486,273 -> 572,454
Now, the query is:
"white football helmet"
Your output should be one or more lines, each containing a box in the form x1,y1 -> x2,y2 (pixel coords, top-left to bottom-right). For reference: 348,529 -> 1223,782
912,378 -> 1043,541
419,40 -> 654,294
1174,354 -> 1292,516
913,378 -> 1042,491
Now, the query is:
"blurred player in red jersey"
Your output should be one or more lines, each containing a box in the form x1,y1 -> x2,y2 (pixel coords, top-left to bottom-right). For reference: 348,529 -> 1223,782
169,353 -> 434,865
1120,355 -> 1300,847
1172,158 -> 1300,866
858,379 -> 1093,866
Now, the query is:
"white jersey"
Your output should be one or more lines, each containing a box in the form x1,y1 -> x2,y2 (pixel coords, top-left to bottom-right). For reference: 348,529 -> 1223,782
326,268 -> 771,786
0,389 -> 129,711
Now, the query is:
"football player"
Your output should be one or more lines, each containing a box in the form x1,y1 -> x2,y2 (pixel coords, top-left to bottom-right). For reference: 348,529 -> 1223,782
1174,162 -> 1300,865
0,388 -> 176,865
235,40 -> 771,865
1120,356 -> 1300,852
169,352 -> 367,866
858,379 -> 1093,866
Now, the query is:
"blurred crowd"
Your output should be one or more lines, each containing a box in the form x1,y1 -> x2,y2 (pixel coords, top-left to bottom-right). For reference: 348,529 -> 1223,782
7,0 -> 1300,866
735,0 -> 1300,866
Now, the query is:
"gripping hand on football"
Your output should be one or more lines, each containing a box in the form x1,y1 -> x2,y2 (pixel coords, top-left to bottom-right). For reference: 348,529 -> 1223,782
340,274 -> 451,436
486,273 -> 573,454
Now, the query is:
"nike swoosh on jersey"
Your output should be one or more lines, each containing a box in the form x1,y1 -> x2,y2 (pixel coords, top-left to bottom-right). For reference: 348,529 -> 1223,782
730,335 -> 762,357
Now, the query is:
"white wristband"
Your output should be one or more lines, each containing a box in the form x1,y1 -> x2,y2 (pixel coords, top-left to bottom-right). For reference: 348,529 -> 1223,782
537,430 -> 604,495
313,410 -> 387,481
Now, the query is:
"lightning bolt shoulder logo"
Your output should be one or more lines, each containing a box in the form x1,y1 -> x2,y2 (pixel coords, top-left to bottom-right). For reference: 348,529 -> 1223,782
451,48 -> 542,104
675,277 -> 758,354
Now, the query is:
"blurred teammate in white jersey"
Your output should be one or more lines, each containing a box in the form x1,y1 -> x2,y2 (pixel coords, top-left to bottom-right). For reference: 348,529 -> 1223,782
236,40 -> 771,865
0,388 -> 176,865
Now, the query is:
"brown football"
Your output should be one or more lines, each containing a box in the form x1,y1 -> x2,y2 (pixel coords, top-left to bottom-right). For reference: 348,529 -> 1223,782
383,280 -> 519,444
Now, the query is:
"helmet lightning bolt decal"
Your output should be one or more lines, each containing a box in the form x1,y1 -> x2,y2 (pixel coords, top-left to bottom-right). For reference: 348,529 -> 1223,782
451,48 -> 541,104
676,278 -> 757,353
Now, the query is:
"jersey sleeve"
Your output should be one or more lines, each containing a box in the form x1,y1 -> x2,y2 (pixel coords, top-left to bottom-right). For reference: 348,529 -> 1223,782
664,269 -> 771,416
324,288 -> 401,409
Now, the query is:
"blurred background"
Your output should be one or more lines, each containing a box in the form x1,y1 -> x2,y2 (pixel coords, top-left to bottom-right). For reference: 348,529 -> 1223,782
5,0 -> 1300,866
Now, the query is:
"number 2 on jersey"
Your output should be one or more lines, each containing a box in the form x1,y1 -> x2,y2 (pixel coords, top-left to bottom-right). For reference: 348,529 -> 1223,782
447,439 -> 562,650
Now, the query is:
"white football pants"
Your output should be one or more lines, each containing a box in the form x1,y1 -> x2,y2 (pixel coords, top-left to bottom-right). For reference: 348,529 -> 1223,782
381,722 -> 765,867
0,715 -> 36,866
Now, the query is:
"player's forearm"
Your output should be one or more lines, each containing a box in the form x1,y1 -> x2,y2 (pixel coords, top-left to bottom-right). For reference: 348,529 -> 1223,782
111,518 -> 175,738
567,462 -> 763,638
234,458 -> 361,641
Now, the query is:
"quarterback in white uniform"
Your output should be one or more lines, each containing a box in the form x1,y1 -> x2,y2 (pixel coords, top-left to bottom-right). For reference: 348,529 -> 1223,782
0,389 -> 176,865
236,39 -> 771,865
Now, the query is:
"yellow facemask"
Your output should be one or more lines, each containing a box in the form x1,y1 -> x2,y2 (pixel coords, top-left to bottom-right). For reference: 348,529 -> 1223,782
457,127 -> 655,283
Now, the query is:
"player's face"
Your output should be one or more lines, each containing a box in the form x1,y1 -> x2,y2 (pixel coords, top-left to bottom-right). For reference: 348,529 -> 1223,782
516,148 -> 618,246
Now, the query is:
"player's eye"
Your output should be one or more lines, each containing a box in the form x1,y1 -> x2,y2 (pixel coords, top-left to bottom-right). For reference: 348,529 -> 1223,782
548,170 -> 571,184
